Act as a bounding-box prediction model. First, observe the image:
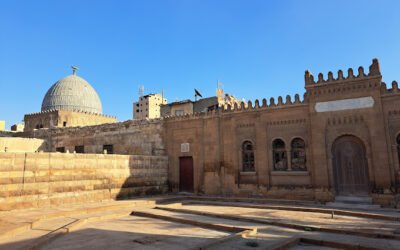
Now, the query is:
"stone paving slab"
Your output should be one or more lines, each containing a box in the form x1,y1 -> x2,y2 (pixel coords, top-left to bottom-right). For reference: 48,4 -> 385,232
0,196 -> 182,245
1,196 -> 400,250
170,204 -> 400,236
0,196 -> 184,249
131,207 -> 400,250
185,200 -> 400,221
41,216 -> 230,250
0,207 -> 136,250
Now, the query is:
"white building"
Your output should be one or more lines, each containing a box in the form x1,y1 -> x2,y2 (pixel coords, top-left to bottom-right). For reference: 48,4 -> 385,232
133,93 -> 167,120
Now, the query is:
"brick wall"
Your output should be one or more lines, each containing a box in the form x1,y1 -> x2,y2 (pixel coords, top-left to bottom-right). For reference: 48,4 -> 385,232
0,152 -> 168,211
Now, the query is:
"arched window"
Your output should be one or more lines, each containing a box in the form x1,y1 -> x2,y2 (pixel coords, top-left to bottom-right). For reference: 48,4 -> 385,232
273,139 -> 287,171
397,134 -> 400,166
291,138 -> 306,171
242,141 -> 255,172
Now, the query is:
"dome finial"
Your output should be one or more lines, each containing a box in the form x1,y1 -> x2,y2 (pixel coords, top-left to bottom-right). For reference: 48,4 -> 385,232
71,65 -> 79,75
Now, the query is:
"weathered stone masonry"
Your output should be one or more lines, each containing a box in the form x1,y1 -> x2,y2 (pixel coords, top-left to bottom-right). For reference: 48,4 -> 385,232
0,152 -> 168,211
17,119 -> 165,156
163,59 -> 400,206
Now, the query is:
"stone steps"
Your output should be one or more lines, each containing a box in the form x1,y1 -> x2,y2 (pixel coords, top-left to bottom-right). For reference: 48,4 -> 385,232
154,205 -> 400,240
184,200 -> 400,221
325,202 -> 381,210
326,196 -> 380,210
335,196 -> 372,204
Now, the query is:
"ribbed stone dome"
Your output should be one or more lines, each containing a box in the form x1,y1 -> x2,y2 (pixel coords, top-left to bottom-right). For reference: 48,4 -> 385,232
41,74 -> 103,114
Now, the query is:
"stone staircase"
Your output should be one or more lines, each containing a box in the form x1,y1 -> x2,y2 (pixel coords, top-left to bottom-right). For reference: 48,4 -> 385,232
326,196 -> 381,210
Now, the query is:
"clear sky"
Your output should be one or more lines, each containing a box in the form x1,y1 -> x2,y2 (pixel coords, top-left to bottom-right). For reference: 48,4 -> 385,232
1,0 -> 399,128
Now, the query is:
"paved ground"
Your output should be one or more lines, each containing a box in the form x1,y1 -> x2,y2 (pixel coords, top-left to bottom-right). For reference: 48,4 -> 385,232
177,203 -> 400,234
42,216 -> 229,250
0,196 -> 400,250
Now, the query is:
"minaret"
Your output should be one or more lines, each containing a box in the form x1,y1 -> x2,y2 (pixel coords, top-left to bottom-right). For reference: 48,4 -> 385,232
216,80 -> 224,102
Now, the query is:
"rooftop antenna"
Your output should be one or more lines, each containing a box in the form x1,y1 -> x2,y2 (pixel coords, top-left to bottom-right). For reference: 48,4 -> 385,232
194,88 -> 202,101
71,65 -> 79,75
139,85 -> 144,97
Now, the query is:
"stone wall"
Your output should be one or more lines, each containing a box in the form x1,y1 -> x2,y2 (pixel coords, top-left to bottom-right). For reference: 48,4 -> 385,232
0,138 -> 47,152
0,131 -> 13,137
16,119 -> 164,156
163,59 -> 398,206
0,120 -> 5,131
24,110 -> 116,132
164,100 -> 312,198
0,152 -> 168,211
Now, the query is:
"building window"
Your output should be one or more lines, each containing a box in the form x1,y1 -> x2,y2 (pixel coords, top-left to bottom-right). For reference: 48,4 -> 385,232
175,110 -> 184,116
291,138 -> 306,171
242,141 -> 255,172
63,121 -> 67,127
56,147 -> 65,153
397,135 -> 400,166
273,139 -> 287,171
75,145 -> 84,154
103,144 -> 114,154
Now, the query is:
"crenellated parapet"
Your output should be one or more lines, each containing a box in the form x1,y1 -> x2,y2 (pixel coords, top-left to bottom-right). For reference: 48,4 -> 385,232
25,109 -> 117,119
305,58 -> 381,86
381,80 -> 400,95
224,94 -> 304,112
163,93 -> 307,121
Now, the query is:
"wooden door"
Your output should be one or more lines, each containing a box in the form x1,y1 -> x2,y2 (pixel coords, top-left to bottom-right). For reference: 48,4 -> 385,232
332,136 -> 369,196
179,157 -> 194,192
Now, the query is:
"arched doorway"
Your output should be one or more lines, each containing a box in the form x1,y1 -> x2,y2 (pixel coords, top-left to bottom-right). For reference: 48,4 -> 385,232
332,135 -> 369,196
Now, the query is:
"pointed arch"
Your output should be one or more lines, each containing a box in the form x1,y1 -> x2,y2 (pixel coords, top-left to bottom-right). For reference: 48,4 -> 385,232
242,140 -> 255,172
272,138 -> 287,171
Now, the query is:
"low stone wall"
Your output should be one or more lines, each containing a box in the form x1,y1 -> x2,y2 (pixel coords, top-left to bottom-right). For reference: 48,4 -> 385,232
0,152 -> 168,211
0,131 -> 13,137
0,137 -> 48,152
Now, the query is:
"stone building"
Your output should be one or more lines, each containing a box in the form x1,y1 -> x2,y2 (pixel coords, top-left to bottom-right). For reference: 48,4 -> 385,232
24,67 -> 116,132
10,123 -> 24,132
0,120 -> 5,131
160,88 -> 241,116
133,93 -> 167,120
163,58 -> 400,206
8,58 -> 400,207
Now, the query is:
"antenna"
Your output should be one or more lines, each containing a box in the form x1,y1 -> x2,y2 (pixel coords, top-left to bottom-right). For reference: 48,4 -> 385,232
138,85 -> 144,97
194,89 -> 202,101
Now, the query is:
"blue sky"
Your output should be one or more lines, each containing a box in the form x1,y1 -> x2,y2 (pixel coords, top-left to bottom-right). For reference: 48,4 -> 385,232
1,0 -> 399,128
